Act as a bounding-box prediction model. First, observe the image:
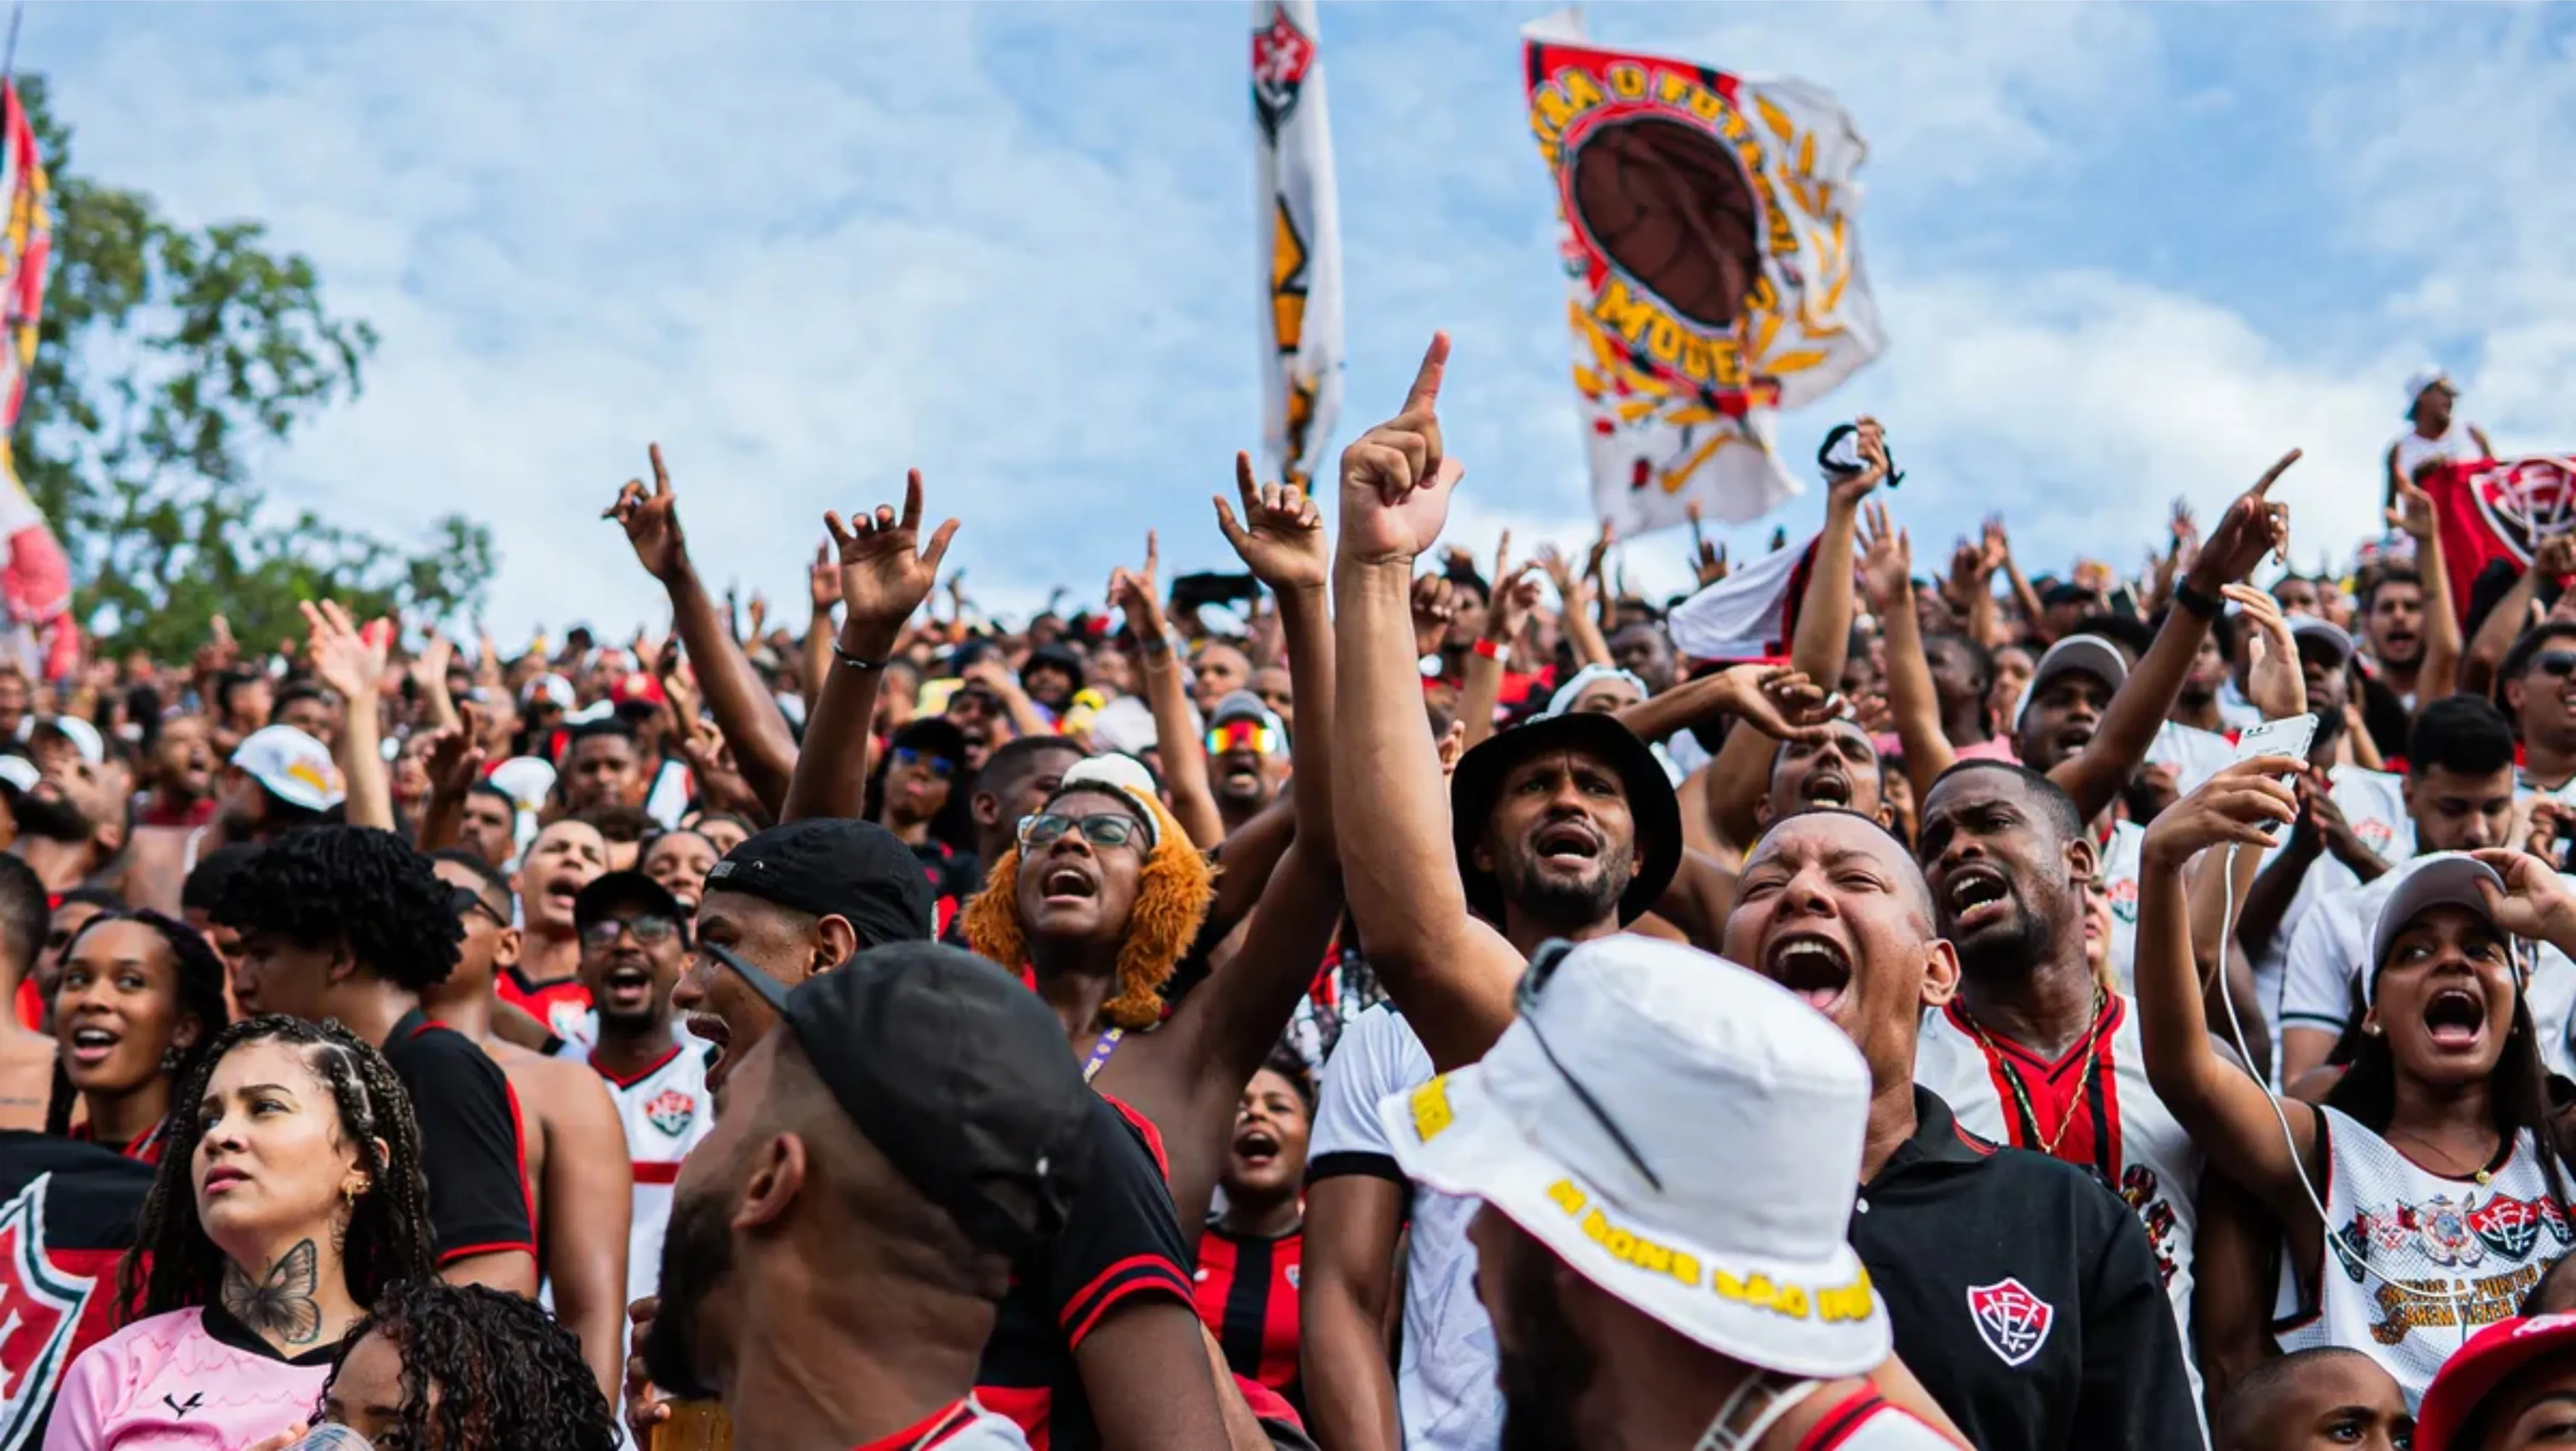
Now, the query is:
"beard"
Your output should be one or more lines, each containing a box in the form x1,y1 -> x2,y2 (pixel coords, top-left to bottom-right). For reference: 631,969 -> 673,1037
13,792 -> 90,842
642,1181 -> 737,1401
1495,1248 -> 1596,1451
1497,840 -> 1634,932
1946,892 -> 2054,982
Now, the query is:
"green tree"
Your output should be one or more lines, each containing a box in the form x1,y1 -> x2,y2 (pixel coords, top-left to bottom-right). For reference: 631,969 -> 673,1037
12,74 -> 495,661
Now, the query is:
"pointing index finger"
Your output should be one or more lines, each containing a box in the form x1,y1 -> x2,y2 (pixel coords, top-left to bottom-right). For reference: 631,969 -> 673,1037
2250,448 -> 2303,497
1403,332 -> 1451,416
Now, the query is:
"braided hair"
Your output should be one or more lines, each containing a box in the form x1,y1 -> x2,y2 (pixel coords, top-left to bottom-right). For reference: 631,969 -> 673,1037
42,909 -> 233,1138
315,1280 -> 616,1451
118,1015 -> 437,1326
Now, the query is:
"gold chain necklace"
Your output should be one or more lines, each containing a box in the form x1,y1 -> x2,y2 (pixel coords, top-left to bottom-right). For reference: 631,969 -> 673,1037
1961,987 -> 2108,1160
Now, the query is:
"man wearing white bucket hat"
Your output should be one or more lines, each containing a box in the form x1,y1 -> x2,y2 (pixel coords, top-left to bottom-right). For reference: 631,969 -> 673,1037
1380,934 -> 1955,1449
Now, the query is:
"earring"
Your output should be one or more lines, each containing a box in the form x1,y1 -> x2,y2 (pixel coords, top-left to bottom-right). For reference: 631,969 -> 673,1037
2364,1022 -> 2383,1037
158,1048 -> 180,1073
342,1180 -> 366,1209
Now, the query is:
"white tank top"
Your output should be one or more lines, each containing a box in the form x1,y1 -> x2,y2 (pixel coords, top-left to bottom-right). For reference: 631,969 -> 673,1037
1916,994 -> 2203,1406
2275,1105 -> 2575,1406
557,1038 -> 716,1311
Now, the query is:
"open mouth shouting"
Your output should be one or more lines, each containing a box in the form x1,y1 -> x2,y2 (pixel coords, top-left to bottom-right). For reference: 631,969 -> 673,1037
2421,983 -> 2488,1052
1231,1121 -> 1283,1172
1763,931 -> 1854,1017
1799,771 -> 1854,809
1943,865 -> 2014,933
600,961 -> 655,1015
1039,860 -> 1100,908
1530,817 -> 1603,873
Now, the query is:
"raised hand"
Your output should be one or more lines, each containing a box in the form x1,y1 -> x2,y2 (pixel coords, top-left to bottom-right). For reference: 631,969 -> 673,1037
1978,517 -> 2011,578
1719,665 -> 1838,743
2470,847 -> 2576,952
1107,530 -> 1166,640
193,613 -> 239,676
604,443 -> 691,584
300,600 -> 391,701
2224,583 -> 2308,721
1411,573 -> 1459,658
808,542 -> 840,615
423,713 -> 487,796
2538,532 -> 2576,580
1338,333 -> 1464,563
2139,757 -> 2301,872
2385,475 -> 2437,543
1583,518 -> 1617,588
409,629 -> 454,691
1829,416 -> 1891,509
823,469 -> 960,636
1484,560 -> 1543,649
1857,500 -> 1910,613
2188,450 -> 2299,589
1215,452 -> 1329,591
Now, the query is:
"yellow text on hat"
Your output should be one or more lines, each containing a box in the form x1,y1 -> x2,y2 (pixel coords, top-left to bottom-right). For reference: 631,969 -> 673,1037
1410,1077 -> 1455,1143
1547,1178 -> 1702,1291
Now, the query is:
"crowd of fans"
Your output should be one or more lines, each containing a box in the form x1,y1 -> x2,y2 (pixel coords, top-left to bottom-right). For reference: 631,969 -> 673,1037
2,353 -> 2575,1450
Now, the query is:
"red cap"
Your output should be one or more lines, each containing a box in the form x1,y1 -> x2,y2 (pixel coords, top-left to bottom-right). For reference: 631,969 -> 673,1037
610,671 -> 666,708
2418,1313 -> 2576,1451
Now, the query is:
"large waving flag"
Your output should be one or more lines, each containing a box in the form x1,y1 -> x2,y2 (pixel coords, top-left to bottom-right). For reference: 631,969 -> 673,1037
2420,454 -> 2575,622
1252,0 -> 1344,490
0,83 -> 65,679
1524,17 -> 1882,536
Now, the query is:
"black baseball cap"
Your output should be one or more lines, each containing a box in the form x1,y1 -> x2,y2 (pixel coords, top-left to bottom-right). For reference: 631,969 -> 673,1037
781,941 -> 1094,1258
701,818 -> 934,948
1448,712 -> 1681,927
573,869 -> 687,933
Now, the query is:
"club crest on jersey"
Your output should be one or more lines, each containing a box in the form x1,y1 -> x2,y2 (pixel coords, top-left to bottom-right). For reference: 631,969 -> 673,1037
645,1089 -> 698,1138
0,1176 -> 95,1444
2107,876 -> 2139,925
2418,1193 -> 2485,1267
2472,1193 -> 2547,1260
1285,1264 -> 1300,1290
1965,1277 -> 2054,1367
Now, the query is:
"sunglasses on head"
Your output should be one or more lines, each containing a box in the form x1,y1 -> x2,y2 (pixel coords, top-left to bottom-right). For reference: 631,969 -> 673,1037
581,914 -> 679,949
448,885 -> 511,930
2532,651 -> 2576,680
892,746 -> 957,778
1206,720 -> 1280,756
1017,812 -> 1143,850
1515,940 -> 1662,1192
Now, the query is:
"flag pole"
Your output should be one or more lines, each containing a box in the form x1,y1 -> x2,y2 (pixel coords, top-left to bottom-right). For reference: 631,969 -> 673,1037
2,0 -> 27,89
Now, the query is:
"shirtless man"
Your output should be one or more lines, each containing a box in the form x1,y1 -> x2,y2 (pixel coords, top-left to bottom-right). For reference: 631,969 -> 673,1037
0,854 -> 56,1128
426,848 -> 632,1402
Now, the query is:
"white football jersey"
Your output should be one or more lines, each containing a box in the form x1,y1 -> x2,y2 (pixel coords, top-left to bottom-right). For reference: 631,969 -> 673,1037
561,1039 -> 717,1309
2098,819 -> 2147,990
1916,995 -> 2205,1408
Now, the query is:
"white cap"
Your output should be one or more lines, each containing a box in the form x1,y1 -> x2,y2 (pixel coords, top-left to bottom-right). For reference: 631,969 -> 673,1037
1379,935 -> 1888,1377
1085,695 -> 1162,757
0,756 -> 37,795
1056,753 -> 1162,850
230,724 -> 346,812
2364,853 -> 2506,1007
2014,634 -> 2130,730
1545,664 -> 1652,719
486,755 -> 557,814
521,673 -> 575,711
2404,369 -> 2458,408
27,716 -> 103,765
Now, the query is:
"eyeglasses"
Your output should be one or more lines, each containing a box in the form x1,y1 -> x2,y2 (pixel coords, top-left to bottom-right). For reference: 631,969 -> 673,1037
892,746 -> 957,779
1515,940 -> 1662,1192
1017,812 -> 1143,850
1205,720 -> 1280,756
448,885 -> 511,930
2534,651 -> 2576,680
581,914 -> 680,949
700,940 -> 791,1014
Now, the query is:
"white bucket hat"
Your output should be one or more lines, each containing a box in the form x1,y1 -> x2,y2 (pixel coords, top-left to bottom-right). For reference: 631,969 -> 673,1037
1379,934 -> 1888,1377
229,724 -> 346,812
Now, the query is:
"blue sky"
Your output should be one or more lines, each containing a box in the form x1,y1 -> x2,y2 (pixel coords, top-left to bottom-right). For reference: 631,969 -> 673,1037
26,3 -> 2576,637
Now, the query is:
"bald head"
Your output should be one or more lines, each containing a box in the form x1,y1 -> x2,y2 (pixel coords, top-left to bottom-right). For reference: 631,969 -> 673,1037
1748,807 -> 1935,922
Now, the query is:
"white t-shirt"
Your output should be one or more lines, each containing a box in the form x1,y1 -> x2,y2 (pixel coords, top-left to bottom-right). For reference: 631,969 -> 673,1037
2099,819 -> 2147,991
2150,720 -> 2239,799
2391,422 -> 2483,487
1915,995 -> 2205,1410
1307,1005 -> 1499,1451
559,1038 -> 717,1310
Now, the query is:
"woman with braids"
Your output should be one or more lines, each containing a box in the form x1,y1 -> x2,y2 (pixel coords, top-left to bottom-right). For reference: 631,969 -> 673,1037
45,911 -> 231,1163
251,1281 -> 616,1451
45,1015 -> 439,1449
2134,762 -> 2576,1404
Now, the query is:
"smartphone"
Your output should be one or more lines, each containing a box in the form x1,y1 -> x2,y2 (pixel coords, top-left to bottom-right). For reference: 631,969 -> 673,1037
2232,714 -> 2319,846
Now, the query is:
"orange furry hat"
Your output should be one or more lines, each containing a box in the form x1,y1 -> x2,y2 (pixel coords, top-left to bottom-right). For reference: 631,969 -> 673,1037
962,754 -> 1215,1031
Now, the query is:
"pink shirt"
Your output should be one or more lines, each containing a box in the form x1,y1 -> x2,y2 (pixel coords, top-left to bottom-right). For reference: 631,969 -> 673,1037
42,1306 -> 331,1450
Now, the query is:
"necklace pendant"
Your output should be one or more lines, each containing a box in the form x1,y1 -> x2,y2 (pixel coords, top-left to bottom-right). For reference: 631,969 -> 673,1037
2477,1169 -> 2493,1186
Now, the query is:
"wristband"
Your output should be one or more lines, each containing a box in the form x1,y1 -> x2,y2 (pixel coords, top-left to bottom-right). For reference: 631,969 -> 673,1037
1141,631 -> 1179,657
1472,637 -> 1503,661
830,642 -> 889,671
2172,581 -> 2221,619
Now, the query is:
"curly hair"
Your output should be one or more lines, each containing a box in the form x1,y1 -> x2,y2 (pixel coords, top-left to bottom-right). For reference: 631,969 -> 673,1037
119,1015 -> 437,1326
315,1280 -> 616,1451
961,797 -> 1214,1033
44,909 -> 233,1138
211,826 -> 463,992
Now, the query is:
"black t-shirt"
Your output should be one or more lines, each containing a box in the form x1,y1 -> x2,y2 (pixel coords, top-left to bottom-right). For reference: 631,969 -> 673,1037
382,1009 -> 534,1265
975,1093 -> 1197,1451
1851,1087 -> 2198,1451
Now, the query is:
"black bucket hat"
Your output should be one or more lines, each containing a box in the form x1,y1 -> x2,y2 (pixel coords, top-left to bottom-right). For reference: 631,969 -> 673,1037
1448,712 -> 1681,927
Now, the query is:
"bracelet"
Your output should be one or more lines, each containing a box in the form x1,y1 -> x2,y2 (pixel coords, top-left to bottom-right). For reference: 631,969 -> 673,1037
831,642 -> 889,671
1141,632 -> 1178,657
1472,637 -> 1503,661
2172,581 -> 2221,619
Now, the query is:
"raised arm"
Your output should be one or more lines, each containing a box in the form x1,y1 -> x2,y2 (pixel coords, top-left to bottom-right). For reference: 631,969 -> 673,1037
1107,531 -> 1225,851
411,711 -> 486,854
2465,535 -> 2562,696
2051,451 -> 2297,821
409,631 -> 462,736
1331,334 -> 1527,1072
2389,474 -> 2463,701
2132,759 -> 2324,1230
1458,554 -> 1541,751
301,600 -> 395,833
800,543 -> 838,724
1535,544 -> 1611,668
780,470 -> 956,823
1857,503 -> 1957,807
603,444 -> 801,813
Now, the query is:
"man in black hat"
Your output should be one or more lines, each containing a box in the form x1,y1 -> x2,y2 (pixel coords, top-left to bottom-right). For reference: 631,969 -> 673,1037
643,943 -> 1117,1450
572,869 -> 709,1312
671,817 -> 935,1096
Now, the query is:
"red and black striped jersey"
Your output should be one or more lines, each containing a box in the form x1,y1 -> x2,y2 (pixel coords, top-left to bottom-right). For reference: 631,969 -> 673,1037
973,1093 -> 1196,1451
1193,1219 -> 1304,1421
0,1130 -> 155,1447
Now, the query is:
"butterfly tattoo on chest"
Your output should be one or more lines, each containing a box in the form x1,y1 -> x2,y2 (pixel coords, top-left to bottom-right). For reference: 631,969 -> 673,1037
223,1238 -> 323,1345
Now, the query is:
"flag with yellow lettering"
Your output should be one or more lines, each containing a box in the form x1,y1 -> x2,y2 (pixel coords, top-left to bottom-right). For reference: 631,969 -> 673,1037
0,82 -> 69,677
1524,22 -> 1882,534
1253,0 -> 1342,490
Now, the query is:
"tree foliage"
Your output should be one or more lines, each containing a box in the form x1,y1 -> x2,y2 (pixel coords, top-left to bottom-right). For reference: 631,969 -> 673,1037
13,74 -> 495,659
